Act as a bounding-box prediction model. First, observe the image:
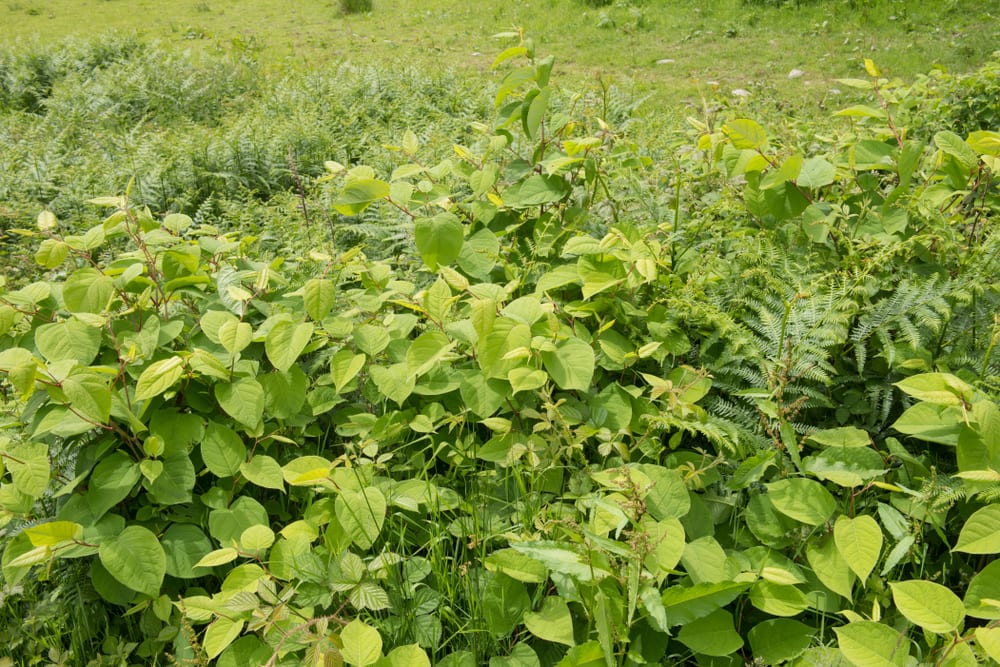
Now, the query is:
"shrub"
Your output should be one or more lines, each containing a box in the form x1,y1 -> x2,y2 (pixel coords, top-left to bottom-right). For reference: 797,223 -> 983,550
339,0 -> 372,14
930,54 -> 1000,136
2,35 -> 1000,667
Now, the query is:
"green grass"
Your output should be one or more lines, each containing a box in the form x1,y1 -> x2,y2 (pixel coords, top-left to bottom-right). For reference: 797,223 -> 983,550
3,0 -> 999,111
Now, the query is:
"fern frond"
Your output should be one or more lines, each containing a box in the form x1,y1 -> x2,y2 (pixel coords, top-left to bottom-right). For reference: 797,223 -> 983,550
850,275 -> 951,371
640,410 -> 760,457
974,485 -> 1000,504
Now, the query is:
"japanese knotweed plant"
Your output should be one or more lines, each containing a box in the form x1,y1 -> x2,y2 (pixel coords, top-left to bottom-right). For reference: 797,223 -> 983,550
1,188 -> 509,663
0,39 -> 721,665
4,40 -> 1000,667
682,56 -> 1000,441
281,42 -> 1000,667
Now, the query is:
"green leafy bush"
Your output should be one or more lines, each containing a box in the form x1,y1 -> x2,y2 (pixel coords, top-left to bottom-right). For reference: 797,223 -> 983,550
339,0 -> 373,14
2,36 -> 1000,667
903,53 -> 1000,137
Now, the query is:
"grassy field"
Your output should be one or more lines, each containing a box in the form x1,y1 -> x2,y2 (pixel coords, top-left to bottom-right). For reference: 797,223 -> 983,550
4,0 -> 999,110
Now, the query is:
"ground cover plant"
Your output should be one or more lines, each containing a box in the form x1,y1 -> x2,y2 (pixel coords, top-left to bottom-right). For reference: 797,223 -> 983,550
1,4 -> 1000,667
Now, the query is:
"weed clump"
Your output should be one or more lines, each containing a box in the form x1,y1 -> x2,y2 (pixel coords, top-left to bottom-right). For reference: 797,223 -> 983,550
339,0 -> 372,14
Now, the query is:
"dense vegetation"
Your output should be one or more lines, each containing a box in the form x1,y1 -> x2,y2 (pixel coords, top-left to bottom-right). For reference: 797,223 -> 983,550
1,4 -> 1000,666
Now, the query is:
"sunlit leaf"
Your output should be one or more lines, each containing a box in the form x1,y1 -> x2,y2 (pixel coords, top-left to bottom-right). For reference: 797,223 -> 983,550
677,608 -> 743,657
541,338 -> 594,391
414,213 -> 464,270
341,619 -> 382,666
98,525 -> 165,597
835,621 -> 909,667
265,320 -> 314,372
768,478 -> 836,525
723,118 -> 767,149
336,487 -> 387,549
890,580 -> 964,633
24,521 -> 82,547
524,596 -> 575,646
954,504 -> 1000,554
333,178 -> 390,216
835,515 -> 883,582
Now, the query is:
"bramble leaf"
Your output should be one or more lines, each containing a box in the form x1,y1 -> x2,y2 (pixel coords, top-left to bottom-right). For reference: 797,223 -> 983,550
341,619 -> 382,666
